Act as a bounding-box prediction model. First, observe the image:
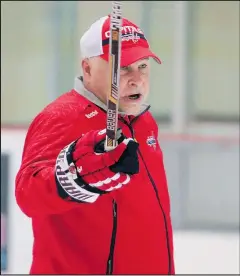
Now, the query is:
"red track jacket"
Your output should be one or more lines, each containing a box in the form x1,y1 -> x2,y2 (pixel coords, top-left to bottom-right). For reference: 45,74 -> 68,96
15,77 -> 175,274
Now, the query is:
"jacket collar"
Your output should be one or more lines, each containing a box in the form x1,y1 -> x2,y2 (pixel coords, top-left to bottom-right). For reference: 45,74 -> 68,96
73,76 -> 150,116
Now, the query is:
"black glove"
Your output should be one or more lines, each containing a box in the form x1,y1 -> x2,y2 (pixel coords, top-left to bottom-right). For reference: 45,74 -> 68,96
94,128 -> 139,174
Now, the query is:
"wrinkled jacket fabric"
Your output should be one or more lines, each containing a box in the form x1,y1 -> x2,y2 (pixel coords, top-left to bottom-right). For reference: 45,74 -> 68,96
15,77 -> 175,274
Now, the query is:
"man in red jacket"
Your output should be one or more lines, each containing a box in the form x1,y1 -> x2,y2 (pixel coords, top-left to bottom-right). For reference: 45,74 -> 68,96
15,15 -> 175,274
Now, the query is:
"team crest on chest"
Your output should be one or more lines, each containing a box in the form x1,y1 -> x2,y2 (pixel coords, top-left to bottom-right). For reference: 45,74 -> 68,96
146,132 -> 157,150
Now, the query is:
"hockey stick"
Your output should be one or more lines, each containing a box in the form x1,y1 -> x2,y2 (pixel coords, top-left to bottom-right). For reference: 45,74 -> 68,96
105,1 -> 123,151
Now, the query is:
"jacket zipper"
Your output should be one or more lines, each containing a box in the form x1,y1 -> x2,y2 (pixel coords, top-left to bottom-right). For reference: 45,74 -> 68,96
106,199 -> 117,274
105,108 -> 171,274
122,118 -> 172,274
104,108 -> 151,275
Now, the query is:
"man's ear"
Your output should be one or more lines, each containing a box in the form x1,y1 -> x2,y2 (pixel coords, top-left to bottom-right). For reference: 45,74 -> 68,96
82,59 -> 91,79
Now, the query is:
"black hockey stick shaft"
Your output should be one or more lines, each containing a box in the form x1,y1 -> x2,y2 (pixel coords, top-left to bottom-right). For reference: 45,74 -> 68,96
105,1 -> 122,151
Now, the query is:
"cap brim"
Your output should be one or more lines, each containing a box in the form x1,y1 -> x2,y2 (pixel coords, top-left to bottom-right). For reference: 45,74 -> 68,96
101,46 -> 161,67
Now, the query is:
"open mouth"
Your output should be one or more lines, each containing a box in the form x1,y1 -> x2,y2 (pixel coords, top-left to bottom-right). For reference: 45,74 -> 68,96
127,93 -> 141,100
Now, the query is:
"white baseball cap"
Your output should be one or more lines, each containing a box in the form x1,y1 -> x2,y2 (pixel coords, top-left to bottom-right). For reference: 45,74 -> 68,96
80,15 -> 161,67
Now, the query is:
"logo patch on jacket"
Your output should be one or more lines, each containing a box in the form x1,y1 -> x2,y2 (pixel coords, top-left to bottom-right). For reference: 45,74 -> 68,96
146,133 -> 157,150
85,110 -> 98,119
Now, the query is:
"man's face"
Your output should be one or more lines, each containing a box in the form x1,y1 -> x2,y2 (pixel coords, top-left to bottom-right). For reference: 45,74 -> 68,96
82,57 -> 150,116
118,58 -> 150,115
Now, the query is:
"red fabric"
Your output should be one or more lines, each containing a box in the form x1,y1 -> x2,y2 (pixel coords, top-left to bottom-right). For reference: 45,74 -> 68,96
100,16 -> 162,66
15,89 -> 175,274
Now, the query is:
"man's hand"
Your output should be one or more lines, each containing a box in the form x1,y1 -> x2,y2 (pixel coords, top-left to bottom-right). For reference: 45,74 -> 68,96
55,129 -> 139,203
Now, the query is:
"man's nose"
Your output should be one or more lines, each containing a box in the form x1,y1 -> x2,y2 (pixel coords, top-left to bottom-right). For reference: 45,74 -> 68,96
128,72 -> 143,88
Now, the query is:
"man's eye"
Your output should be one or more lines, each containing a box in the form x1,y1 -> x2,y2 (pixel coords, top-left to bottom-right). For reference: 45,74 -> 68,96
139,64 -> 147,69
121,66 -> 129,71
